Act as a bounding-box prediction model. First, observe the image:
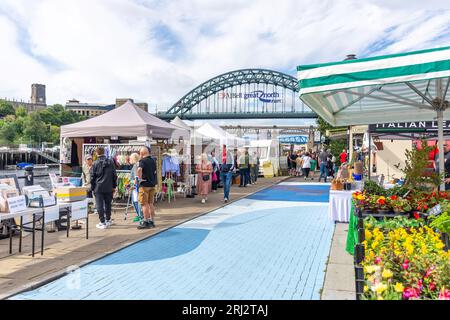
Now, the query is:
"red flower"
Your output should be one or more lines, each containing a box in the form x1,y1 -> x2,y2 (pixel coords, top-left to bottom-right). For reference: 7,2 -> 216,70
390,195 -> 398,201
429,283 -> 437,291
377,198 -> 386,205
423,204 -> 428,210
413,212 -> 420,220
374,257 -> 382,264
403,287 -> 420,299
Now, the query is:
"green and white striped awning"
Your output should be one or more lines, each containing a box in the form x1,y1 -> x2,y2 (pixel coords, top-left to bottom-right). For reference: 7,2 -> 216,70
297,46 -> 450,126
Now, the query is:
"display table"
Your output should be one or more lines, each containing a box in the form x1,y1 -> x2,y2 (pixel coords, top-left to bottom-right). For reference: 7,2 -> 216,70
328,190 -> 354,223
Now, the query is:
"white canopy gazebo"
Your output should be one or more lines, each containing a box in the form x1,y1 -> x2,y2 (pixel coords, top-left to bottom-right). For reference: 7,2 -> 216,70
298,46 -> 450,188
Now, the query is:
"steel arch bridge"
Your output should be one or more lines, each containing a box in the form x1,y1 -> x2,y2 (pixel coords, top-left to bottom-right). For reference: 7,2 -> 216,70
157,68 -> 317,120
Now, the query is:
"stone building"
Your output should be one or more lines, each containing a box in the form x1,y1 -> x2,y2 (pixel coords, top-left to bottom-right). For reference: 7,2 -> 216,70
65,98 -> 148,118
2,84 -> 47,112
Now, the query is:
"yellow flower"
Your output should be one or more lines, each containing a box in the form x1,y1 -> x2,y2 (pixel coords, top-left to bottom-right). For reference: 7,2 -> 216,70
377,296 -> 384,300
436,242 -> 445,250
357,194 -> 365,201
364,285 -> 369,293
371,241 -> 379,250
364,265 -> 377,274
382,269 -> 393,279
394,283 -> 404,293
372,283 -> 388,294
365,229 -> 372,240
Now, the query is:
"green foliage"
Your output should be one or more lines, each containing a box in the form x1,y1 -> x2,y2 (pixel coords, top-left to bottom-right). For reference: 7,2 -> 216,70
429,209 -> 450,234
0,121 -> 18,143
23,113 -> 48,142
15,105 -> 27,118
329,139 -> 347,165
0,104 -> 86,146
0,100 -> 15,117
364,215 -> 424,230
316,116 -> 333,135
395,140 -> 441,190
363,180 -> 387,196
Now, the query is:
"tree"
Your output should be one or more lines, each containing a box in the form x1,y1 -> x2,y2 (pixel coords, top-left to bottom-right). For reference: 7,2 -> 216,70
0,100 -> 15,118
0,121 -> 18,144
23,113 -> 48,143
15,105 -> 27,118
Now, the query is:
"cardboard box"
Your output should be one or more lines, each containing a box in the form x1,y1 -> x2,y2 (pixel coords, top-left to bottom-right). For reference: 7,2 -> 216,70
55,187 -> 87,202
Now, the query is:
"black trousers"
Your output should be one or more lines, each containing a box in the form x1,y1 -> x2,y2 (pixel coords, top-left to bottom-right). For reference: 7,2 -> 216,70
95,192 -> 113,223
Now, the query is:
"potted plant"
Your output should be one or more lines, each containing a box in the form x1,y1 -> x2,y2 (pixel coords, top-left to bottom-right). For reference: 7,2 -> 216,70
375,196 -> 391,214
389,196 -> 411,215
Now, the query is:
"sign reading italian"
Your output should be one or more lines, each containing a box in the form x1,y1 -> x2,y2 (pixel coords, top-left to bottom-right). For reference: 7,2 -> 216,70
369,121 -> 450,133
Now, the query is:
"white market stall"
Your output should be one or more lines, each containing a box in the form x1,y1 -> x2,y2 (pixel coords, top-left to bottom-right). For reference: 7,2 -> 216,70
60,100 -> 190,200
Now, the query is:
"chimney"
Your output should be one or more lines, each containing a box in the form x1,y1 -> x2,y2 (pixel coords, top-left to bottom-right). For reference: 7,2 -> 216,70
344,54 -> 357,61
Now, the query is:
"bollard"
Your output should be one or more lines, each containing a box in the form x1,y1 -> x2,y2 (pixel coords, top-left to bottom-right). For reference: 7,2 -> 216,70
24,165 -> 34,186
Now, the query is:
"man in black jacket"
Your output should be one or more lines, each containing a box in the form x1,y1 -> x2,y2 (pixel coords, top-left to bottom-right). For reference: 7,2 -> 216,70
90,146 -> 117,229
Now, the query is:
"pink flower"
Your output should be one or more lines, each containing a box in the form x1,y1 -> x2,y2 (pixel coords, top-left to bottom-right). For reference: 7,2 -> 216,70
424,266 -> 435,278
417,280 -> 423,291
374,257 -> 382,264
429,283 -> 436,291
438,288 -> 450,300
402,262 -> 409,270
403,287 -> 420,300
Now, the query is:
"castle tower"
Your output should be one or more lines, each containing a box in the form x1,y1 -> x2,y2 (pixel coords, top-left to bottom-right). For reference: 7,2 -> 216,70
31,84 -> 46,105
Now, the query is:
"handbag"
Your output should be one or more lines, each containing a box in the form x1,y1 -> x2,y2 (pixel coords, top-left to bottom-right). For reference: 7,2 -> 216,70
212,172 -> 218,182
202,174 -> 210,182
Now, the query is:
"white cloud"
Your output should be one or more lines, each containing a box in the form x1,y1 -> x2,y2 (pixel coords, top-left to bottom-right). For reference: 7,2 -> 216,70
1,0 -> 450,114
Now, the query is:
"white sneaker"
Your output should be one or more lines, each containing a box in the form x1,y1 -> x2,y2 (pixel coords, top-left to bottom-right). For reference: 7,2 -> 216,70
96,223 -> 107,229
105,220 -> 113,227
201,199 -> 206,204
224,198 -> 228,203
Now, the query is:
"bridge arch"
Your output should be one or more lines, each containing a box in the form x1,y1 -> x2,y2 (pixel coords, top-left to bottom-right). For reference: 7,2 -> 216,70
162,68 -> 314,119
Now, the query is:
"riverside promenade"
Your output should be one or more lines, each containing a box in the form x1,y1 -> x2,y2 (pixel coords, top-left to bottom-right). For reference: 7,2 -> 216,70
1,175 -> 355,300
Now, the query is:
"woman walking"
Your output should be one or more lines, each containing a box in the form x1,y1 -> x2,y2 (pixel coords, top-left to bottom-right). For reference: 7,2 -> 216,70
302,152 -> 313,180
196,153 -> 213,203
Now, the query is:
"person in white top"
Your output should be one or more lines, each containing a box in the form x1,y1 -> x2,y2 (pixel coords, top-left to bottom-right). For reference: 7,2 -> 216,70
302,152 -> 313,180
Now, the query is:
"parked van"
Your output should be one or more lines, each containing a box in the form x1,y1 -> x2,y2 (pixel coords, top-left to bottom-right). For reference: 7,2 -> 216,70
245,139 -> 280,176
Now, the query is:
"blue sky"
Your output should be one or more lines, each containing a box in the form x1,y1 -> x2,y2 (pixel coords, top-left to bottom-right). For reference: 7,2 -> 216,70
1,0 -> 450,127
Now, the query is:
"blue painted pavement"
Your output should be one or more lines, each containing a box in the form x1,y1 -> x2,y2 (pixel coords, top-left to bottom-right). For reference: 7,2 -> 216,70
12,182 -> 334,300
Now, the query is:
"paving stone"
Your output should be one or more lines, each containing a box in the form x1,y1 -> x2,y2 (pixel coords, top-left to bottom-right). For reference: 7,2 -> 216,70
10,180 -> 335,300
321,289 -> 356,300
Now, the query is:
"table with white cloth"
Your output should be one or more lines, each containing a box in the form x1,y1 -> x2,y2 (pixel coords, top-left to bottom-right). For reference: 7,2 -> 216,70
328,190 -> 354,223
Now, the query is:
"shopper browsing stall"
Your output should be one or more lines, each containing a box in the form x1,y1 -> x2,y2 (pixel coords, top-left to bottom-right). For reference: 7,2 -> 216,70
196,153 -> 213,203
90,146 -> 117,229
82,154 -> 93,198
302,152 -> 313,180
137,147 -> 157,229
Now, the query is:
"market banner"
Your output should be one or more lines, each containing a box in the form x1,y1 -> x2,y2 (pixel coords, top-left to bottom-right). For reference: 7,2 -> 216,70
369,121 -> 450,133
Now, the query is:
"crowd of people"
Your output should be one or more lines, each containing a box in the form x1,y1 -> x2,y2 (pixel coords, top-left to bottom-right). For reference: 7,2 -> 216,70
287,148 -> 348,182
82,144 -> 349,231
82,145 -> 262,230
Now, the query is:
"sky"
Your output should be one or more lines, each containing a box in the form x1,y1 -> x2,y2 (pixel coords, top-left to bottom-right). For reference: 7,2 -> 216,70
1,0 -> 450,127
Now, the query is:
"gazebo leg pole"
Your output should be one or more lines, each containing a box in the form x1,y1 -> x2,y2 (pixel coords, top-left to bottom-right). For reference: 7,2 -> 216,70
368,131 -> 371,182
438,109 -> 446,191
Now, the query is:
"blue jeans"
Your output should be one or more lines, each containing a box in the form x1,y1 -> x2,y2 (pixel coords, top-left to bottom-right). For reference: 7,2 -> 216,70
319,163 -> 327,182
220,171 -> 233,199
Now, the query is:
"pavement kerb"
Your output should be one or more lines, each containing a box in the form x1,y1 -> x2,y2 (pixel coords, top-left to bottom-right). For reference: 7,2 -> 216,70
1,176 -> 289,300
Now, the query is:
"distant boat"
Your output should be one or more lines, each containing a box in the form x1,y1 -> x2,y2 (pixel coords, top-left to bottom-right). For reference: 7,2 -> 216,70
15,163 -> 49,170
